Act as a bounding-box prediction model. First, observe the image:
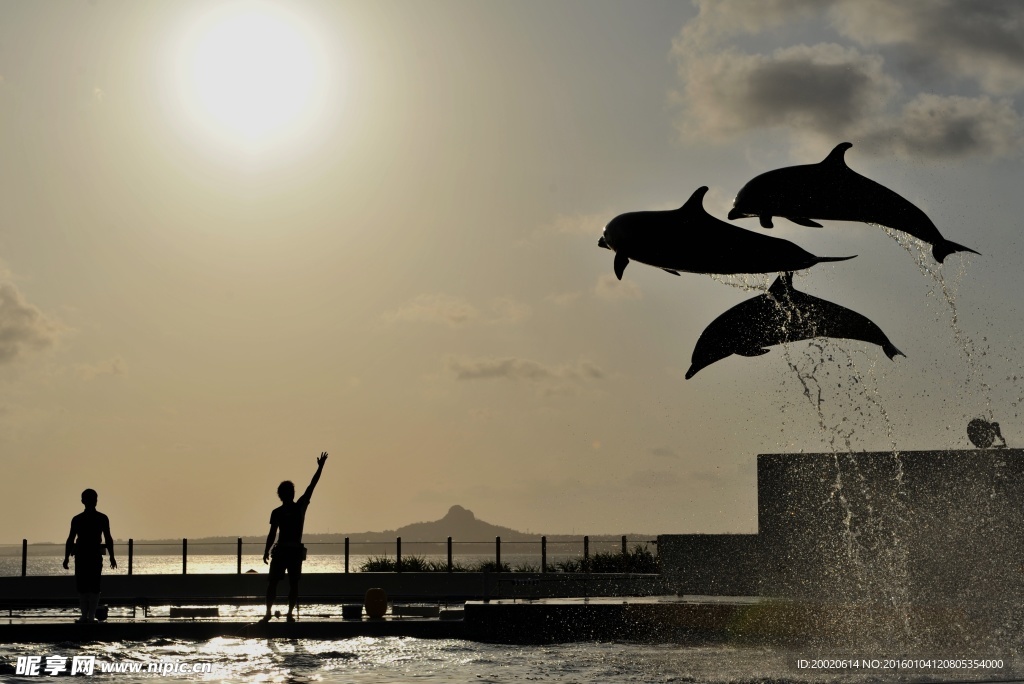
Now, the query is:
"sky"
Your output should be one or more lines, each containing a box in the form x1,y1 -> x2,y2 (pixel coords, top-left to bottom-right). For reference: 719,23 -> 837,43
2,0 -> 1023,544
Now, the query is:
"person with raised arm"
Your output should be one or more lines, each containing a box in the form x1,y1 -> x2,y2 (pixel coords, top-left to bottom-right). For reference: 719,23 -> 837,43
261,452 -> 328,622
63,489 -> 116,623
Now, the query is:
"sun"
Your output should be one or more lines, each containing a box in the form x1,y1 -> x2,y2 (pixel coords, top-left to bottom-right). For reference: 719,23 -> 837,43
175,1 -> 326,152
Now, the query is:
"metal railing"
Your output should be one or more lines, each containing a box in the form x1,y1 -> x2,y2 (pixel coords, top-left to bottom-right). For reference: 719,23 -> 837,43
3,536 -> 658,577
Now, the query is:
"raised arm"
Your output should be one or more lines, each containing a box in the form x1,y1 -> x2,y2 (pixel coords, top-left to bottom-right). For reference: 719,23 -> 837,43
299,452 -> 328,503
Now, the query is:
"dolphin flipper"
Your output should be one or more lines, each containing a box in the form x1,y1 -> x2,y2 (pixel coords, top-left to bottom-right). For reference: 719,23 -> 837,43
614,252 -> 629,280
787,217 -> 823,228
759,215 -> 774,229
662,268 -> 681,276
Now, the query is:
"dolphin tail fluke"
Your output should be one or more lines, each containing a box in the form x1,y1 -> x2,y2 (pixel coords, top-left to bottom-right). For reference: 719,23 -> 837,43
813,255 -> 857,265
932,239 -> 981,263
882,341 -> 904,360
614,252 -> 629,280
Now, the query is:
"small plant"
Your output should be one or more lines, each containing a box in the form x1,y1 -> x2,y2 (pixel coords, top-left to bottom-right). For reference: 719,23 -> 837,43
360,555 -> 396,572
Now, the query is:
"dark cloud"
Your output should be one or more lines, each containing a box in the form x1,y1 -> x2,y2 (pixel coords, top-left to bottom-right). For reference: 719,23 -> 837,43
75,357 -> 126,381
860,94 -> 1024,159
384,294 -> 531,327
446,356 -> 605,383
0,282 -> 59,364
383,294 -> 479,326
625,469 -> 682,489
672,0 -> 1024,159
834,0 -> 1024,94
676,43 -> 896,140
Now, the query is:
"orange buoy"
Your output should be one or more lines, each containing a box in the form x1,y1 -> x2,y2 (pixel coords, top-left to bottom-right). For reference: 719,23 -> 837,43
364,587 -> 388,619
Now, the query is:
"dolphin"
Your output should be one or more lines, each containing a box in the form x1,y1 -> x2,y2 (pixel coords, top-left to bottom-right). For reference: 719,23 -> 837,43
727,142 -> 979,263
685,273 -> 903,379
598,186 -> 855,280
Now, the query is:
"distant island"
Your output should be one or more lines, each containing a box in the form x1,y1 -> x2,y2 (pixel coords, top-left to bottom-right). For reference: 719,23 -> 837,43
15,505 -> 659,556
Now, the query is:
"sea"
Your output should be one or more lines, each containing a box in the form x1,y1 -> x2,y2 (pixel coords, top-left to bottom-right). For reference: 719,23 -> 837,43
6,636 -> 1019,683
4,556 -> 1023,682
0,638 -> 921,684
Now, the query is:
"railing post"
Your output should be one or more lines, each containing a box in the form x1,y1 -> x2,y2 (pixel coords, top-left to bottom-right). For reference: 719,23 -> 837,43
583,535 -> 589,572
237,538 -> 242,574
541,536 -> 547,573
495,536 -> 501,572
344,537 -> 350,574
128,539 -> 134,576
183,538 -> 187,575
447,537 -> 452,573
396,536 -> 402,573
21,539 -> 27,577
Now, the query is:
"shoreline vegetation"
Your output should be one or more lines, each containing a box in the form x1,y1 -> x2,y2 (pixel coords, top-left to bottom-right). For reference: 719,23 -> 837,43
359,545 -> 657,573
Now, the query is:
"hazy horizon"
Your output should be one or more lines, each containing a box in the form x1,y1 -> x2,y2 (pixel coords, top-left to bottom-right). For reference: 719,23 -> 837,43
3,0 -> 1023,543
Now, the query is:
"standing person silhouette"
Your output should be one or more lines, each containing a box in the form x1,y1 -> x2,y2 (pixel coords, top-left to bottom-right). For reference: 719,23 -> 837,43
62,489 -> 116,623
261,452 -> 328,622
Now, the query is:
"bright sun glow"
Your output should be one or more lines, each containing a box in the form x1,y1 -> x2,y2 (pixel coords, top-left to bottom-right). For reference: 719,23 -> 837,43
176,2 -> 326,152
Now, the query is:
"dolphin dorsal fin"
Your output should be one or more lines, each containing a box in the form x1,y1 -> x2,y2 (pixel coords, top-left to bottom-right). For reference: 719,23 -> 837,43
678,186 -> 709,213
822,142 -> 853,166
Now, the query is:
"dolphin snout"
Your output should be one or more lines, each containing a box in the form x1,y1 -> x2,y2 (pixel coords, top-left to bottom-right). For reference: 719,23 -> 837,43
598,236 -> 609,249
727,207 -> 744,220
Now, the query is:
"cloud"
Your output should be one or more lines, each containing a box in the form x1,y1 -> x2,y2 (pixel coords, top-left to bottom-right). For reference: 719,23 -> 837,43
0,282 -> 60,364
488,298 -> 532,325
649,447 -> 678,459
594,274 -> 642,301
625,469 -> 682,489
860,93 -> 1024,159
383,294 -> 479,326
545,291 -> 582,307
383,294 -> 531,327
670,0 -> 1024,159
446,356 -> 605,383
75,357 -> 126,381
545,211 -> 611,237
674,42 -> 897,141
833,0 -> 1024,94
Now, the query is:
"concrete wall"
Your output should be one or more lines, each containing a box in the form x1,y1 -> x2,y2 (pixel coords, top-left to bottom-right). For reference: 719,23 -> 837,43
657,534 -> 759,596
757,449 -> 1024,602
657,449 -> 1024,610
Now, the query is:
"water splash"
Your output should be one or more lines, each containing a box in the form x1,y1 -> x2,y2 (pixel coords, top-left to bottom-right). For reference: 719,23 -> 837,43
707,272 -> 773,292
879,226 -> 992,422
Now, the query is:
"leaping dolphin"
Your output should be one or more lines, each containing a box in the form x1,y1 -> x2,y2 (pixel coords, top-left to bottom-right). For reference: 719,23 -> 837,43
598,187 -> 855,280
685,273 -> 903,379
727,142 -> 979,263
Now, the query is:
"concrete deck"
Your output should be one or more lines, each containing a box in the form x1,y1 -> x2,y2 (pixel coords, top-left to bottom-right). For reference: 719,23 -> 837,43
0,596 -> 775,645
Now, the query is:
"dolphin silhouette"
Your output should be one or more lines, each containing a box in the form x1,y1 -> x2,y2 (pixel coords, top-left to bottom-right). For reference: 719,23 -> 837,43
727,142 -> 979,263
598,187 -> 855,280
685,273 -> 903,379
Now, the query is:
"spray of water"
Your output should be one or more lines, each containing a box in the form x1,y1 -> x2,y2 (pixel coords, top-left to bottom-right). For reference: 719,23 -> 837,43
880,226 -> 992,422
761,273 -> 916,645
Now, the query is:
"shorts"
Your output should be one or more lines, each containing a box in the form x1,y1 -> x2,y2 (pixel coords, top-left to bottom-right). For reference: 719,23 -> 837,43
75,554 -> 103,593
268,545 -> 304,582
